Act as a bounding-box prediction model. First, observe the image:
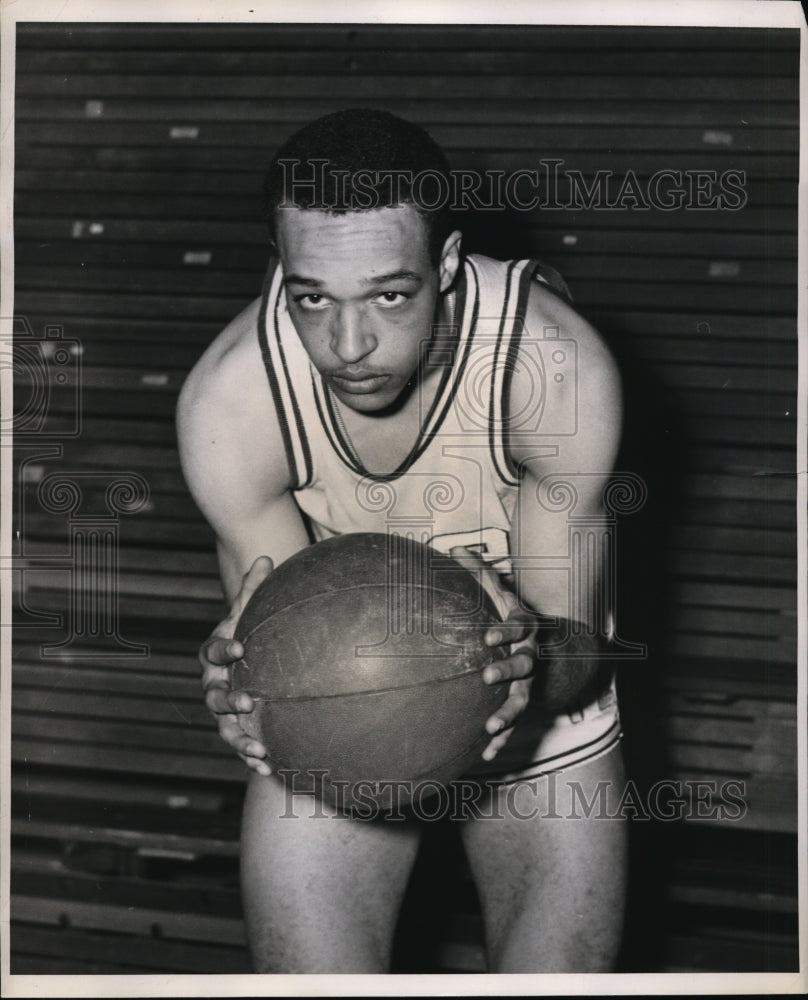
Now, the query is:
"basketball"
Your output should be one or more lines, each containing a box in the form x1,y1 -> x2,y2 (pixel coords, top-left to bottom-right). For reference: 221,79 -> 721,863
231,533 -> 509,810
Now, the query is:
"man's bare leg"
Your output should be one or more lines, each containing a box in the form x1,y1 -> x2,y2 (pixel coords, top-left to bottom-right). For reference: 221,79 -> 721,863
461,745 -> 628,972
240,772 -> 421,973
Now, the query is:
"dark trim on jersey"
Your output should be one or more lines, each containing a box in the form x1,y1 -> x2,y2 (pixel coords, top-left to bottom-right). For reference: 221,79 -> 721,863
315,258 -> 479,483
272,268 -> 314,489
488,259 -> 522,488
257,258 -> 302,489
502,259 -> 544,483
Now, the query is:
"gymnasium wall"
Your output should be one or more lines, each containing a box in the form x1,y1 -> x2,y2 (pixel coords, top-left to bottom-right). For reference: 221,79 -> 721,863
10,22 -> 800,975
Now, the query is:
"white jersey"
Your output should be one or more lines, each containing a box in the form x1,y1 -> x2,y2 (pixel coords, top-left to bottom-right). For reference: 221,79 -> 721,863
258,254 -> 623,780
257,253 -> 570,576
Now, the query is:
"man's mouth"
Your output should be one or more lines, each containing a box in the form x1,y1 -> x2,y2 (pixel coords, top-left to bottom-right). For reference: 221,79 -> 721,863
328,371 -> 391,394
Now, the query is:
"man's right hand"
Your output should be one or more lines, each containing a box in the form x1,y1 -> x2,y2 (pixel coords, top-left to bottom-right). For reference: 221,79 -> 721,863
199,556 -> 274,776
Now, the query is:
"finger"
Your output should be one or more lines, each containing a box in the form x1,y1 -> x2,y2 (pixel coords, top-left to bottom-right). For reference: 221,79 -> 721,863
484,615 -> 535,648
201,636 -> 245,666
481,725 -> 515,762
483,649 -> 535,685
240,754 -> 273,777
205,685 -> 255,716
232,556 -> 274,615
218,715 -> 267,759
485,681 -> 531,733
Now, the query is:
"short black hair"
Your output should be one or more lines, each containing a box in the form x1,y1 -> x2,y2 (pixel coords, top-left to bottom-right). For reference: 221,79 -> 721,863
263,109 -> 454,265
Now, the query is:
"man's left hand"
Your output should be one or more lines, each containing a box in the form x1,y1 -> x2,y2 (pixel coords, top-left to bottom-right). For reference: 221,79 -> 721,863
450,546 -> 538,761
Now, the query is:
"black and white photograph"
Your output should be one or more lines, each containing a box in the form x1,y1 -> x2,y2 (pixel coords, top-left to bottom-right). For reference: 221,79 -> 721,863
1,1 -> 805,995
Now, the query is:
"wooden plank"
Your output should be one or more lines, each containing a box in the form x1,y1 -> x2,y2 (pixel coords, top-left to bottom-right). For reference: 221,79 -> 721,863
667,633 -> 797,664
662,931 -> 798,972
669,607 -> 796,639
12,273 -> 799,320
12,708 -> 221,751
15,97 -> 801,129
590,311 -> 797,341
683,473 -> 796,502
617,331 -> 796,368
659,366 -> 797,393
15,73 -> 799,102
36,413 -> 188,443
684,445 -> 795,474
11,895 -> 246,946
19,583 -> 220,622
669,774 -> 796,834
12,643 -> 204,676
670,550 -> 796,585
11,812 -> 240,866
13,290 -> 251,322
15,238 -> 268,277
660,660 -> 797,696
667,857 -> 798,913
673,525 -> 796,556
14,47 -> 802,78
15,142 -> 800,182
680,418 -> 795,447
28,387 -> 188,420
12,688 -> 212,732
15,264 -> 264,297
18,538 -> 219,575
10,817 -> 239,859
15,567 -> 221,600
9,767 -> 228,811
667,734 -> 796,773
9,313 -> 224,345
10,737 -> 243,781
13,663 -> 202,701
14,216 -> 266,245
15,24 -> 799,52
667,712 -> 796,750
14,224 -> 799,264
675,497 -> 796,530
10,924 -> 250,974
670,581 -> 796,613
12,252 -> 793,299
14,209 -> 798,251
553,256 -> 798,288
17,120 -> 798,154
677,391 -> 796,421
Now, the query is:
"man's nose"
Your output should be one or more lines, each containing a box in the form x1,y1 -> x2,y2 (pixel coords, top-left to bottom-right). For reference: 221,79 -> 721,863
329,305 -> 377,364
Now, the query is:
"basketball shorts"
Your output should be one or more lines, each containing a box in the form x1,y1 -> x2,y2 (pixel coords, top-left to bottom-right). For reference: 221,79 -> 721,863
463,675 -> 622,786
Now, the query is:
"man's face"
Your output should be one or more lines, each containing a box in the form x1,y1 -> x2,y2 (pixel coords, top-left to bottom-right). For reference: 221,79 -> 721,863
276,205 -> 455,413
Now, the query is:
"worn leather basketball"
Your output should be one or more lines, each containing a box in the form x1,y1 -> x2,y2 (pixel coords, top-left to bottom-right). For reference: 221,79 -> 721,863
231,532 -> 508,811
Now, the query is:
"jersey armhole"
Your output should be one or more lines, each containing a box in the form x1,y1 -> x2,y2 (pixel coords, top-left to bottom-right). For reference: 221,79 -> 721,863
256,257 -> 315,491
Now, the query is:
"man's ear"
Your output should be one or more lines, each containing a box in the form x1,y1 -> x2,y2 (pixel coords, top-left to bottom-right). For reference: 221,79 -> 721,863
438,230 -> 463,293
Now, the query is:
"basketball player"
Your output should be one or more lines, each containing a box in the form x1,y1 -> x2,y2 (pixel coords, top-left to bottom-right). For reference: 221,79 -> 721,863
177,110 -> 627,973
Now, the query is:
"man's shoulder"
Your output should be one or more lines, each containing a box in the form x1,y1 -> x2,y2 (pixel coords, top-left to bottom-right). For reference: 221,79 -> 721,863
176,292 -> 295,505
176,294 -> 285,470
508,271 -> 622,468
178,296 -> 265,420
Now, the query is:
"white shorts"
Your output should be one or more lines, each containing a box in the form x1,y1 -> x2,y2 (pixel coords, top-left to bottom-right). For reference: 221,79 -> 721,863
464,676 -> 622,785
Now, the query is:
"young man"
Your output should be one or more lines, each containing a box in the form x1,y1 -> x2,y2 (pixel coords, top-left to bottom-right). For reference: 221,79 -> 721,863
177,109 -> 627,973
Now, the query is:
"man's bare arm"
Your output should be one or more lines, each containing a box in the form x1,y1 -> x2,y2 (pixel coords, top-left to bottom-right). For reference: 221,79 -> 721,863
511,282 -> 623,711
176,300 -> 310,771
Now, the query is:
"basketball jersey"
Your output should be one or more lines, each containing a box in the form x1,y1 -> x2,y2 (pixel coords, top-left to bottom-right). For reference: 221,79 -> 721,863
257,253 -> 571,576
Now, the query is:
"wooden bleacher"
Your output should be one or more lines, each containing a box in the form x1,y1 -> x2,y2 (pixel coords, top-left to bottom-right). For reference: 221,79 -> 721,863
9,22 -> 800,975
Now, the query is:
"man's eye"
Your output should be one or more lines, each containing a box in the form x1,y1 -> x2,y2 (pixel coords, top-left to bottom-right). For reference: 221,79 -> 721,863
374,292 -> 408,307
294,294 -> 330,311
